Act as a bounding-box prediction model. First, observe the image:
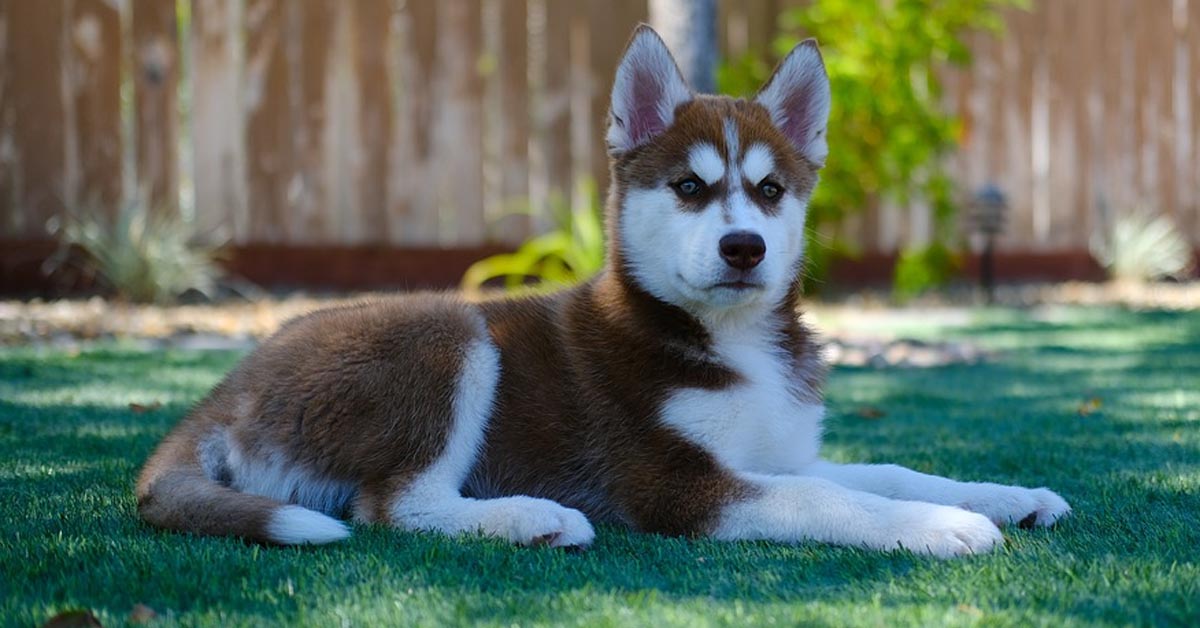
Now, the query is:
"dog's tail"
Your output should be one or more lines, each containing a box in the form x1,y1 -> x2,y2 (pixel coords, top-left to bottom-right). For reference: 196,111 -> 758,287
135,427 -> 349,545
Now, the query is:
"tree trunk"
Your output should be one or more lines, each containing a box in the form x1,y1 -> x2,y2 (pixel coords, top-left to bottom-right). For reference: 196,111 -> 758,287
649,0 -> 717,93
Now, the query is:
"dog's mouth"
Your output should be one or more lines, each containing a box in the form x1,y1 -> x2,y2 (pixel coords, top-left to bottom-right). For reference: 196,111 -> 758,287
675,274 -> 766,298
711,280 -> 763,291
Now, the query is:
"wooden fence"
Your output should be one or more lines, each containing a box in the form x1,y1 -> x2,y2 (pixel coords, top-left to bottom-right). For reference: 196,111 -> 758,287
1,0 -> 1198,259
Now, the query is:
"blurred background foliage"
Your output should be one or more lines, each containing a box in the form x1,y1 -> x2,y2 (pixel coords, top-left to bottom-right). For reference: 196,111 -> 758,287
462,180 -> 605,295
719,0 -> 1027,296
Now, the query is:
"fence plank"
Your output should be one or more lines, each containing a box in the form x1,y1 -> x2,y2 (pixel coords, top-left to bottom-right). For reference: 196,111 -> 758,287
5,2 -> 67,238
192,0 -> 247,242
0,0 -> 14,236
66,0 -> 123,218
132,0 -> 180,215
320,0 -> 365,244
528,0 -> 572,227
720,0 -> 781,65
244,0 -> 290,242
387,0 -> 439,245
437,0 -> 485,244
1190,0 -> 1200,240
586,0 -> 646,202
492,0 -> 531,243
1176,0 -> 1196,239
352,0 -> 393,244
1044,0 -> 1077,249
1005,6 -> 1037,249
1074,0 -> 1102,245
1153,0 -> 1181,231
1136,1 -> 1174,224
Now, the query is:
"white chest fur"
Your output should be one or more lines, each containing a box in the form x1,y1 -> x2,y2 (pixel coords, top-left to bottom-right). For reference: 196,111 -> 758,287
658,323 -> 825,475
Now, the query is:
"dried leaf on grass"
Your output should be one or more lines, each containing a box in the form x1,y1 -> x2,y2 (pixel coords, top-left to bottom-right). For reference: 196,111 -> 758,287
1077,397 -> 1103,416
856,406 -> 887,420
42,610 -> 102,628
129,402 -> 163,414
129,604 -> 157,624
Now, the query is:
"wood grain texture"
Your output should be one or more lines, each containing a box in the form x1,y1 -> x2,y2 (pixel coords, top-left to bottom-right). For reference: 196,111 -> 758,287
192,0 -> 248,242
1,0 -> 1198,255
132,0 -> 179,216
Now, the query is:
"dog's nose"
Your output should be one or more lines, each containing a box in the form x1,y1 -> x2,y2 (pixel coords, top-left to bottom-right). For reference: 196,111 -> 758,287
719,231 -> 766,270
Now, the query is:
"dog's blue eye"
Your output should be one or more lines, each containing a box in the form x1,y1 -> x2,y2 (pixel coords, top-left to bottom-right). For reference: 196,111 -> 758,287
674,178 -> 703,196
759,181 -> 782,200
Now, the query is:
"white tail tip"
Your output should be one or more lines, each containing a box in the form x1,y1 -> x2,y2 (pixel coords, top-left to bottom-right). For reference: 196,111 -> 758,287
266,505 -> 351,545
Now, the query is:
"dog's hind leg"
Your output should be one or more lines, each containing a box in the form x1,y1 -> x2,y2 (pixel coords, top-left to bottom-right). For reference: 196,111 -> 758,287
360,337 -> 594,548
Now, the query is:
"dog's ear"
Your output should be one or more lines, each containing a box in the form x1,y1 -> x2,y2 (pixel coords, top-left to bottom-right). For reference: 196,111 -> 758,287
755,40 -> 831,167
606,25 -> 692,154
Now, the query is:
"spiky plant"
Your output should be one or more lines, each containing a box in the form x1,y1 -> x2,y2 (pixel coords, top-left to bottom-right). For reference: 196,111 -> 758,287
1089,209 -> 1193,283
53,199 -> 224,303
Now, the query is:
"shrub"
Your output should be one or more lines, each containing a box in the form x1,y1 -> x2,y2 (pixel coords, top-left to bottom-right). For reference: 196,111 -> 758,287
51,199 -> 224,303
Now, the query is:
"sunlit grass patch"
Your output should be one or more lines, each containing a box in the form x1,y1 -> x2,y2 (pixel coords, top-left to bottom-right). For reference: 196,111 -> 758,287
1,307 -> 1197,626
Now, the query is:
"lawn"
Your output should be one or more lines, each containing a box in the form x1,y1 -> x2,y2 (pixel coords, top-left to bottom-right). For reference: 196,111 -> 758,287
1,306 -> 1197,627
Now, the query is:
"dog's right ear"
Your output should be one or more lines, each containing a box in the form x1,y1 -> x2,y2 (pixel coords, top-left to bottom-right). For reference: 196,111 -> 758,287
606,25 -> 693,155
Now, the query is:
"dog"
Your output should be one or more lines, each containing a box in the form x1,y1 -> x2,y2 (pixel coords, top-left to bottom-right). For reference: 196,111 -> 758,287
137,25 -> 1069,558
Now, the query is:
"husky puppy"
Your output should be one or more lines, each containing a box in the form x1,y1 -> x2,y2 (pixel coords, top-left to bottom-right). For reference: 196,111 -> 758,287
137,26 -> 1069,557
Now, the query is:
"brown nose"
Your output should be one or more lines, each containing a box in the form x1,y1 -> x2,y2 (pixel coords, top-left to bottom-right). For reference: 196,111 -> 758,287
719,232 -> 766,270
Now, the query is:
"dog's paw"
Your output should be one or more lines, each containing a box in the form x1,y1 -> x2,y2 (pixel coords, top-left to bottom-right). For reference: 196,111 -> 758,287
956,484 -> 1071,528
880,502 -> 1004,559
475,496 -> 596,549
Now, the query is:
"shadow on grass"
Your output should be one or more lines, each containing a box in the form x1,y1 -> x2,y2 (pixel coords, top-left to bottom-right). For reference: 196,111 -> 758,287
2,307 -> 1198,625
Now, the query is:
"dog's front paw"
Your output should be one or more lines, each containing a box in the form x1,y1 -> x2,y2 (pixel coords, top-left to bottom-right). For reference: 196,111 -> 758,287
957,484 -> 1071,528
881,502 -> 1004,559
474,496 -> 596,549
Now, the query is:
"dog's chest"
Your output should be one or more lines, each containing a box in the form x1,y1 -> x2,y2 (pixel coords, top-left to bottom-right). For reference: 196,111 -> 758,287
658,330 -> 824,474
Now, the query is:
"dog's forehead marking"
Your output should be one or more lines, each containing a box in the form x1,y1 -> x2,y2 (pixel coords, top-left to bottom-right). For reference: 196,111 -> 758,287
688,143 -> 725,184
742,144 -> 774,184
723,118 -> 741,161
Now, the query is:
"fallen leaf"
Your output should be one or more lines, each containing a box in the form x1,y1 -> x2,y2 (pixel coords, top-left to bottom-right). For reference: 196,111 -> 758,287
1077,397 -> 1102,416
129,402 -> 163,414
42,610 -> 102,628
129,604 -> 157,624
856,406 -> 886,420
956,604 -> 983,617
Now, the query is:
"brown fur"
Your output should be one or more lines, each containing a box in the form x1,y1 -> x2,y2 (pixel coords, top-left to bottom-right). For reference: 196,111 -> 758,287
136,32 -> 826,545
137,295 -> 485,540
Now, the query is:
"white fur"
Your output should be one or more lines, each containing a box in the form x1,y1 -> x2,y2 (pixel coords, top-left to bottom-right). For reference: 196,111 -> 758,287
755,41 -> 831,166
659,328 -> 1013,558
723,118 -> 741,160
803,461 -> 1071,527
224,434 -> 356,516
688,143 -> 725,184
607,27 -> 692,153
741,143 -> 775,185
713,473 -> 1003,558
660,319 -> 824,474
619,124 -> 808,318
266,505 -> 351,545
390,338 -> 595,548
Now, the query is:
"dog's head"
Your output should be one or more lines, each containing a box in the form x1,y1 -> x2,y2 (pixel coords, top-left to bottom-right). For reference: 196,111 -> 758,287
606,26 -> 829,321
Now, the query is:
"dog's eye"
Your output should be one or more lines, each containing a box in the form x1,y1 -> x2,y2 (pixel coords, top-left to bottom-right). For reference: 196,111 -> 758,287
673,178 -> 704,197
758,180 -> 783,200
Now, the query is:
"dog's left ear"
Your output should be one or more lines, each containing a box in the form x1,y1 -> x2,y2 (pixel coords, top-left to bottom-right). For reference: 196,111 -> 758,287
755,40 -> 831,167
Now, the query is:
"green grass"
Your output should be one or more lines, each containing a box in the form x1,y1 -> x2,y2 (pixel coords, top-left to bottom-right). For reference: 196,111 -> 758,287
2,307 -> 1198,627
